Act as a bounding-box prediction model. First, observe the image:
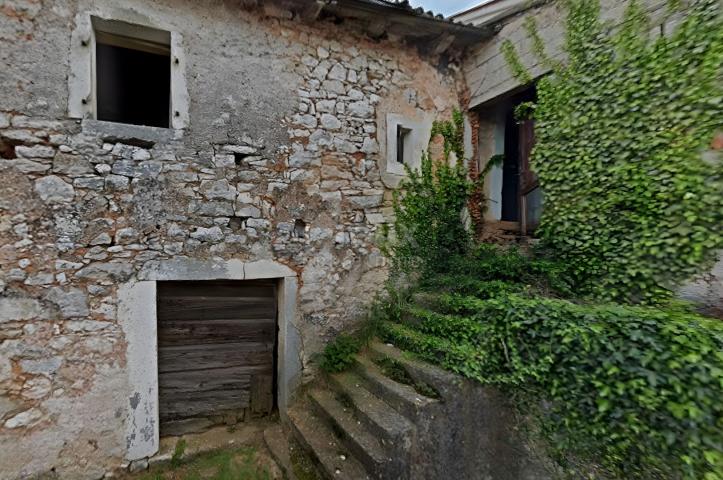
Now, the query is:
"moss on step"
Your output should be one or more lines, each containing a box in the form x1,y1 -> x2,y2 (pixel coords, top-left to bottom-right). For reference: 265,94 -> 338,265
289,437 -> 323,480
373,356 -> 440,399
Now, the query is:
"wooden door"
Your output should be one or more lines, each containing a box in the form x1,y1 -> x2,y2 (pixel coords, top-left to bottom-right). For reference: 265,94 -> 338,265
518,119 -> 542,234
157,280 -> 277,432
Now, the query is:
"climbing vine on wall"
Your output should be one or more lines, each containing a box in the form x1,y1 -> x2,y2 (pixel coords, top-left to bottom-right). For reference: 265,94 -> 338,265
502,0 -> 723,304
391,111 -> 473,277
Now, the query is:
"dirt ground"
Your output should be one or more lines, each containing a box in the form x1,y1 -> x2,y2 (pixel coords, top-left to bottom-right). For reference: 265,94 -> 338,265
120,420 -> 284,480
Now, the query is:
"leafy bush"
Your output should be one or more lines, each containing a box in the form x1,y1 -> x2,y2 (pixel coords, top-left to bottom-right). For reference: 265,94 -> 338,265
502,0 -> 723,304
319,288 -> 406,373
390,112 -> 473,277
382,292 -> 723,479
433,244 -> 572,296
319,334 -> 360,373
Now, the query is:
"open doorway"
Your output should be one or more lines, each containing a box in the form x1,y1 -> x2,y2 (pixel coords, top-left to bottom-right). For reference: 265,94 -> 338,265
478,86 -> 541,235
156,280 -> 278,436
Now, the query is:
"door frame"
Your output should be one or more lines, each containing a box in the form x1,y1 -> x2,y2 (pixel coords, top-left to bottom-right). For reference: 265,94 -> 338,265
118,259 -> 301,461
517,118 -> 539,236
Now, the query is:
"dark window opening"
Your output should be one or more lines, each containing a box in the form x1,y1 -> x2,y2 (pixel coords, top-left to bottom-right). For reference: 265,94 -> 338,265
95,30 -> 171,128
396,125 -> 412,165
233,153 -> 247,166
293,219 -> 307,238
229,216 -> 249,231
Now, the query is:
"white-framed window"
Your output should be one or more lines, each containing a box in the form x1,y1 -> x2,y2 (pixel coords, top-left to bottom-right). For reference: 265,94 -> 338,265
385,113 -> 430,175
68,12 -> 189,131
93,18 -> 171,128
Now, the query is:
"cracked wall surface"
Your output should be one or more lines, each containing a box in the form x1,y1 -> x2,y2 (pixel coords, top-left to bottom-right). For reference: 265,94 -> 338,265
0,0 -> 464,477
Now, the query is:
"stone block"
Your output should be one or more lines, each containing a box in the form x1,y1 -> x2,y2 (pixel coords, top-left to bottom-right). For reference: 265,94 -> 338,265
348,195 -> 383,209
46,287 -> 89,318
53,153 -> 93,175
0,298 -> 48,323
1,159 -> 50,173
19,357 -> 62,375
34,175 -> 75,203
4,408 -> 43,429
16,145 -> 55,158
190,226 -> 224,243
320,114 -> 342,130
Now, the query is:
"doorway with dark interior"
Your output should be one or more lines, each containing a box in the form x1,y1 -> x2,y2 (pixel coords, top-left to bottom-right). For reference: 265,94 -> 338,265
498,86 -> 541,235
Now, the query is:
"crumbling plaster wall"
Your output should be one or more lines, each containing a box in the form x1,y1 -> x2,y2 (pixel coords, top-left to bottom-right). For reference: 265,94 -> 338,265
0,0 -> 463,477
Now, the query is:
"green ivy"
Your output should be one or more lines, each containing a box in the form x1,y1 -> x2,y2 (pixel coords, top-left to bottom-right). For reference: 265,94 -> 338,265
430,109 -> 466,161
382,290 -> 723,479
390,111 -> 473,277
502,0 -> 723,304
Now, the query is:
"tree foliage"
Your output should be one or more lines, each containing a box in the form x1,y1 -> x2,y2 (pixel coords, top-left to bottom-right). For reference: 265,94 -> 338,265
503,0 -> 723,303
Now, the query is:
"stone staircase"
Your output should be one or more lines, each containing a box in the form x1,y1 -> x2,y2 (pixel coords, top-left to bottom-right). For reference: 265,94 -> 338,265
268,340 -> 553,480
285,341 -> 439,479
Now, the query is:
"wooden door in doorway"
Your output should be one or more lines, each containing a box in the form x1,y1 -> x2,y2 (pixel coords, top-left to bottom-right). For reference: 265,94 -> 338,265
157,280 -> 277,433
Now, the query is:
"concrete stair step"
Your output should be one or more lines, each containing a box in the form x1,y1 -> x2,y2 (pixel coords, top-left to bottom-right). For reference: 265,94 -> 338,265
308,388 -> 403,479
352,354 -> 437,420
263,425 -> 298,480
328,371 -> 415,451
287,403 -> 371,480
367,341 -> 458,397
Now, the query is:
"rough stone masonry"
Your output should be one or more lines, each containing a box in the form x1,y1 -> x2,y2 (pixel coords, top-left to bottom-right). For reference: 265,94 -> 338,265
0,0 -> 475,477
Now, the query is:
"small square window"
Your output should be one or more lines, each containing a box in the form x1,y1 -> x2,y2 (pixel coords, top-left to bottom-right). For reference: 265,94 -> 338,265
93,18 -> 171,128
396,125 -> 412,165
385,113 -> 431,176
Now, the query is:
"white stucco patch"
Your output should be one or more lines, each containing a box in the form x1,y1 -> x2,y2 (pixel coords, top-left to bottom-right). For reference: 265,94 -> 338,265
118,281 -> 158,461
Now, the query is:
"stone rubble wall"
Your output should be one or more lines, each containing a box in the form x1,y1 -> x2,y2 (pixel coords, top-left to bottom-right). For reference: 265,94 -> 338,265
0,0 -> 462,478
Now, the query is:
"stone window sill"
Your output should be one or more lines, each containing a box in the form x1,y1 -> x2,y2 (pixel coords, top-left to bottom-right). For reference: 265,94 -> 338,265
82,119 -> 181,146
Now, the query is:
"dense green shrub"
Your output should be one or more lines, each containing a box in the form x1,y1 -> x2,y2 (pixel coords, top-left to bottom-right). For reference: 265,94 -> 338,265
502,0 -> 723,304
319,288 -> 406,373
429,244 -> 572,296
390,112 -> 473,277
382,293 -> 723,479
319,334 -> 360,373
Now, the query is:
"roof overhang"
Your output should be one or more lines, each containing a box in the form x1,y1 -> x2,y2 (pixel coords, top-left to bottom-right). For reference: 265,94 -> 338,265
256,0 -> 493,55
451,0 -> 547,27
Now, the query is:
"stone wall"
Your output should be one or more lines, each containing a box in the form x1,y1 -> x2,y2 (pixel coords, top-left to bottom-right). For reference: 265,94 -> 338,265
0,0 -> 463,477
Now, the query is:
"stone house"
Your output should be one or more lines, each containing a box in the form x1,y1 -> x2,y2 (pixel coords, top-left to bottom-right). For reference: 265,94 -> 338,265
0,1 -> 487,477
0,0 -> 719,478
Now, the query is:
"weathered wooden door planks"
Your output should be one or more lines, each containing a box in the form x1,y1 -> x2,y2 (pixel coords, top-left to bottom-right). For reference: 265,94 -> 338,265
157,280 -> 277,433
